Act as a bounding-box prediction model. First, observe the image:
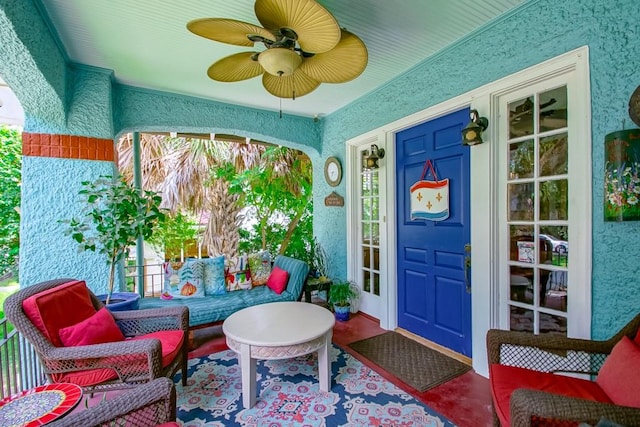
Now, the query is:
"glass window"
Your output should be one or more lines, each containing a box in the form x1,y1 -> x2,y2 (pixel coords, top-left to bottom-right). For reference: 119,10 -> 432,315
506,85 -> 569,336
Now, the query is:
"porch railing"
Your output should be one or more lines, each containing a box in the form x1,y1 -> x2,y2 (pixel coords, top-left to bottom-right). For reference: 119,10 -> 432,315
0,261 -> 165,397
0,317 -> 46,399
124,259 -> 165,297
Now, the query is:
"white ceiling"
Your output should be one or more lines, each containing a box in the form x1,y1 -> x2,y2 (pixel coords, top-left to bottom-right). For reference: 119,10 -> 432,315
34,0 -> 524,118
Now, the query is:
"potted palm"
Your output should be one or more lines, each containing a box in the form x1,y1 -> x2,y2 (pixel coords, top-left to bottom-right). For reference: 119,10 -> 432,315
328,281 -> 357,321
310,238 -> 329,279
61,175 -> 165,308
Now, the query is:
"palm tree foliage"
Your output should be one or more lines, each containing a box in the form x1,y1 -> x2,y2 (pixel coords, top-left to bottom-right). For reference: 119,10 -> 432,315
118,134 -> 313,260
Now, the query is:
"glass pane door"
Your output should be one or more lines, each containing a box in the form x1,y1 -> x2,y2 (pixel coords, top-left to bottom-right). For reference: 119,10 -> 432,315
360,150 -> 381,298
507,85 -> 569,336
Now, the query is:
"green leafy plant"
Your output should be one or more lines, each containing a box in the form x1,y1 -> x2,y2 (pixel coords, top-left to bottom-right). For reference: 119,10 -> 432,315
310,238 -> 329,279
0,126 -> 21,279
328,281 -> 357,307
61,176 -> 165,304
218,146 -> 313,256
148,210 -> 199,261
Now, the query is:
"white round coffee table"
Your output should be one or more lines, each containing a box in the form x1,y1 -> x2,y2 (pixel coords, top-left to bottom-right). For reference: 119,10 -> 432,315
222,301 -> 335,408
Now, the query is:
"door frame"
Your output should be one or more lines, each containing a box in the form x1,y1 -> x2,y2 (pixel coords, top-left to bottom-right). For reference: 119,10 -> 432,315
346,46 -> 591,376
346,134 -> 388,320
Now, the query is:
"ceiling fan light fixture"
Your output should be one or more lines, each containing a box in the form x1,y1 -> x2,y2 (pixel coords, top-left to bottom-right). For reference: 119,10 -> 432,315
258,48 -> 301,77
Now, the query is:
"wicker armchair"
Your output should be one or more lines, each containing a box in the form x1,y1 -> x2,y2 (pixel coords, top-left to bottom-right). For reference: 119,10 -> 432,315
48,377 -> 177,427
487,313 -> 640,427
4,278 -> 189,392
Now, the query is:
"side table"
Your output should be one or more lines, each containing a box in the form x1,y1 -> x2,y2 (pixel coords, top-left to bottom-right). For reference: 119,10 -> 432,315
303,277 -> 332,306
0,383 -> 82,426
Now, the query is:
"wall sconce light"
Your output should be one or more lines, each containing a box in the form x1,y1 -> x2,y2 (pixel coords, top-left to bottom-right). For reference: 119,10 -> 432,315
461,109 -> 489,146
364,144 -> 385,169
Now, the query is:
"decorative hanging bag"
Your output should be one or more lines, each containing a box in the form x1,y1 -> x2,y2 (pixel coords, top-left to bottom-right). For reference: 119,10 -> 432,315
410,159 -> 450,221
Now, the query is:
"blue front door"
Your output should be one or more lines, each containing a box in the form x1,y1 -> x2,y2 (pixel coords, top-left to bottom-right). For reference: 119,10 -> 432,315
396,108 -> 472,357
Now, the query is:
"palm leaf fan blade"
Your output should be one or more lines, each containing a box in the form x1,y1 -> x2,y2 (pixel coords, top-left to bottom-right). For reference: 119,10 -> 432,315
255,0 -> 340,53
187,18 -> 275,47
299,30 -> 368,83
208,52 -> 264,82
262,68 -> 319,99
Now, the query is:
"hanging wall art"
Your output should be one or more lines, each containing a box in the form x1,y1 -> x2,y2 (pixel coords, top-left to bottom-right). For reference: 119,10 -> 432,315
604,128 -> 640,221
410,159 -> 449,221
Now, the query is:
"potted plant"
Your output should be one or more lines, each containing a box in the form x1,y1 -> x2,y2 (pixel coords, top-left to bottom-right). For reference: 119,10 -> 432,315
310,238 -> 329,279
61,175 -> 165,308
328,281 -> 357,321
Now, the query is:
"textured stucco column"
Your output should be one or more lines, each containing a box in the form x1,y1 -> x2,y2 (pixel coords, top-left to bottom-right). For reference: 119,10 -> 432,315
19,133 -> 117,293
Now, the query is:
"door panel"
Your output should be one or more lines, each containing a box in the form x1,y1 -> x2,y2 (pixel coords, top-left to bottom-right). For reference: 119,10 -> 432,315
396,108 -> 472,356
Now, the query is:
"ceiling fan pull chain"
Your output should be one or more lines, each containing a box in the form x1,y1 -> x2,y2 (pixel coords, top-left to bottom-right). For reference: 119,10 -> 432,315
279,98 -> 282,119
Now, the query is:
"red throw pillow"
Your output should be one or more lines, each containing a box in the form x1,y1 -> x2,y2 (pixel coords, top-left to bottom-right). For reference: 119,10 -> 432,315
59,307 -> 125,347
22,280 -> 97,347
596,336 -> 640,408
266,266 -> 289,295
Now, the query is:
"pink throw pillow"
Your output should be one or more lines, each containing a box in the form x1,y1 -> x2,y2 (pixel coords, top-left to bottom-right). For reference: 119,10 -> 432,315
266,266 -> 289,295
596,336 -> 640,408
59,307 -> 125,347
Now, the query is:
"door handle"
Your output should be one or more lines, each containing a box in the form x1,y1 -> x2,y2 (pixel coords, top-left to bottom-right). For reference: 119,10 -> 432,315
464,244 -> 471,293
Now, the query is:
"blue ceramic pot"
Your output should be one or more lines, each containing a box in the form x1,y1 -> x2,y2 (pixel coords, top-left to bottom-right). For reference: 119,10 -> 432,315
98,292 -> 141,311
333,304 -> 350,322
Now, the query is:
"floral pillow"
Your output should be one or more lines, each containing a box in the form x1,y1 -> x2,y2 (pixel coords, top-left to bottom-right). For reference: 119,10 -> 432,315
202,256 -> 226,296
248,251 -> 271,286
225,254 -> 251,291
163,260 -> 205,299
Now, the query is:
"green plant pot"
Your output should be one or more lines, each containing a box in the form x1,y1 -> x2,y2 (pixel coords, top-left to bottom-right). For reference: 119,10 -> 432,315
333,304 -> 350,321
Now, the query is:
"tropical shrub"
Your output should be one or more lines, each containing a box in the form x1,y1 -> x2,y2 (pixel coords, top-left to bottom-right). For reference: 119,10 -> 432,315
148,210 -> 200,260
0,126 -> 21,278
60,176 -> 165,303
217,146 -> 313,258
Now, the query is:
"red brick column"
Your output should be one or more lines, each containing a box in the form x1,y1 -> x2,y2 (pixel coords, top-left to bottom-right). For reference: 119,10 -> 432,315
21,133 -> 114,161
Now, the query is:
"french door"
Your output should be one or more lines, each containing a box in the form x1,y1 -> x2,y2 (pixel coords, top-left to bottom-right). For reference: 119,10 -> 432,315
355,143 -> 385,319
497,72 -> 591,337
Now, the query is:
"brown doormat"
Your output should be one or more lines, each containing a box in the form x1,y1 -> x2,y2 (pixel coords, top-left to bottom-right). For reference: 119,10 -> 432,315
348,331 -> 471,392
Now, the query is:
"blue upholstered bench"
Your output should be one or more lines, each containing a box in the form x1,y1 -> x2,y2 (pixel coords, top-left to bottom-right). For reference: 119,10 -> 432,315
138,255 -> 310,328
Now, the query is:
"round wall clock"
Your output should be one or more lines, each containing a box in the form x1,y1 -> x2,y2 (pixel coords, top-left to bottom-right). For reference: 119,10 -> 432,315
324,157 -> 342,187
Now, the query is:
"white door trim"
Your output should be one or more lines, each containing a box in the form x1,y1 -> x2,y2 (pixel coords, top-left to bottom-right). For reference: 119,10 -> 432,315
345,46 -> 591,377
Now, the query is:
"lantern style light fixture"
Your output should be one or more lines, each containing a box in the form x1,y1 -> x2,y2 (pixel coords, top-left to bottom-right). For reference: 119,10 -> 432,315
364,144 -> 385,170
461,109 -> 489,146
257,48 -> 302,77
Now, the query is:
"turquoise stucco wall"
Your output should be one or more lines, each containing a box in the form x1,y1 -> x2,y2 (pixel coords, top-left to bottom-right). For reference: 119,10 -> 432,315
3,0 -> 640,339
19,157 -> 115,292
114,85 -> 320,150
0,0 -> 66,133
321,0 -> 640,338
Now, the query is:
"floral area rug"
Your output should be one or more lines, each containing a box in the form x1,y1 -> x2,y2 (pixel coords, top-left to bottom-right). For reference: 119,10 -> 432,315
174,345 -> 456,426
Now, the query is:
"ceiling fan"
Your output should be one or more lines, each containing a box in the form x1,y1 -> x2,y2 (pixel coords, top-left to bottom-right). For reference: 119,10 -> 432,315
187,0 -> 368,100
